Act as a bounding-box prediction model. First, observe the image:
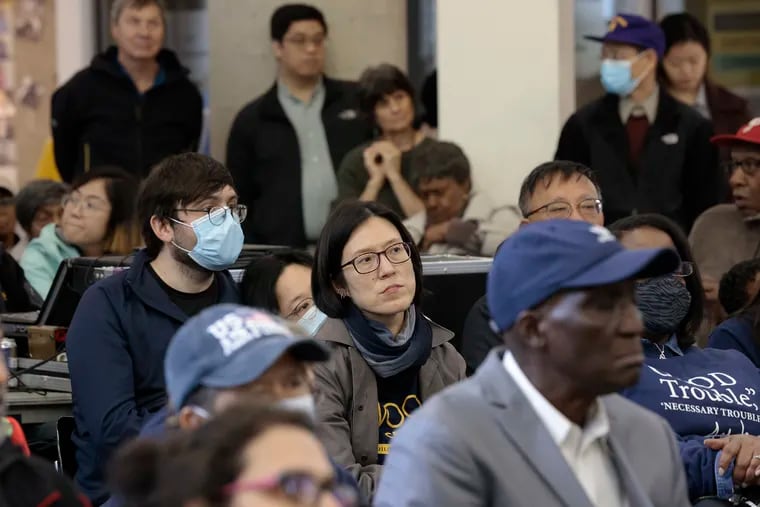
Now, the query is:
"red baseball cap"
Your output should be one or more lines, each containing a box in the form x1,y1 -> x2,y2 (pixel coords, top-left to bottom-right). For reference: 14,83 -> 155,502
711,118 -> 760,147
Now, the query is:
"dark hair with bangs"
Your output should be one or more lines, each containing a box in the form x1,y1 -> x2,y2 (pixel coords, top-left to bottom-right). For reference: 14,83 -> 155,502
241,249 -> 314,315
357,64 -> 416,125
138,153 -> 234,258
608,213 -> 703,349
312,201 -> 423,318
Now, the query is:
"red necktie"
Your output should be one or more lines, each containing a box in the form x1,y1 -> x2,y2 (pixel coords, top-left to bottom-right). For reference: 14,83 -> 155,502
626,114 -> 650,167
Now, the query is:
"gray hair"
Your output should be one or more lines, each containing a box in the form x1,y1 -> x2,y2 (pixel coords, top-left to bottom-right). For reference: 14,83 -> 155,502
110,0 -> 167,24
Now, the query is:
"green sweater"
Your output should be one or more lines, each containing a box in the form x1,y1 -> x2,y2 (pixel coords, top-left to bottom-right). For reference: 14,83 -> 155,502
20,223 -> 79,299
335,137 -> 435,217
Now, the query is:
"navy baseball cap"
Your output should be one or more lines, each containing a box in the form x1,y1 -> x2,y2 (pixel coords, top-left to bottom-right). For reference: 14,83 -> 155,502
165,304 -> 329,409
585,13 -> 666,58
487,220 -> 679,333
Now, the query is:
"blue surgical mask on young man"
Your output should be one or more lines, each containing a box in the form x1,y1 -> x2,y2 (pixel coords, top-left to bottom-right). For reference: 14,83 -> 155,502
298,305 -> 328,336
171,207 -> 244,271
600,52 -> 648,97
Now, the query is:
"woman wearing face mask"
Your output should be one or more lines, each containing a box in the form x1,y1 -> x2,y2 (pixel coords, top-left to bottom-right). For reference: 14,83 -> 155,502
660,13 -> 752,135
241,250 -> 328,336
20,166 -> 140,299
311,201 -> 465,499
610,214 -> 760,504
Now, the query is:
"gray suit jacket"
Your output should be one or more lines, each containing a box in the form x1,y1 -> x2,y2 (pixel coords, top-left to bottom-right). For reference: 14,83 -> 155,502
373,349 -> 691,507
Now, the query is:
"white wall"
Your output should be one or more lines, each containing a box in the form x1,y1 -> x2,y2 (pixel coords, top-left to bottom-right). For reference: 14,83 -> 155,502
437,0 -> 576,206
54,0 -> 95,85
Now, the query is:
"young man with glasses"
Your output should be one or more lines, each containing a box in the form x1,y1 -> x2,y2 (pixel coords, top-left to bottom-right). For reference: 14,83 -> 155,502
66,153 -> 243,505
555,13 -> 722,233
690,119 -> 760,329
227,4 -> 371,249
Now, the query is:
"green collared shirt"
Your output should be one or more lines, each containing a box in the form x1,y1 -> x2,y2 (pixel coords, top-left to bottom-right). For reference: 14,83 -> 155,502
277,79 -> 336,241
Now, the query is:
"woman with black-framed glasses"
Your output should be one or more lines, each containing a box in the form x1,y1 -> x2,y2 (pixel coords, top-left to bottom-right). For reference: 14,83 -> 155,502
311,201 -> 465,499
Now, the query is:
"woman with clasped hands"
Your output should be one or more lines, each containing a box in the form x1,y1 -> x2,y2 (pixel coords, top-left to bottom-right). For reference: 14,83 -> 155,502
335,64 -> 440,219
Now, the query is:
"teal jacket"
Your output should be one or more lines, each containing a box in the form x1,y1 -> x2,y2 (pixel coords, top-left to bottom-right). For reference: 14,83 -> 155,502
20,223 -> 79,299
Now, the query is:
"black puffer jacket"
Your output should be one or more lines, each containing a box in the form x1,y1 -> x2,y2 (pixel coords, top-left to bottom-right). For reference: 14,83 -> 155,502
51,46 -> 202,182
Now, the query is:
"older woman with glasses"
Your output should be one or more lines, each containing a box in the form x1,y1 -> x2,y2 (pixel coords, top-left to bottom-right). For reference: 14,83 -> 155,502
610,214 -> 760,504
311,201 -> 465,499
20,165 -> 140,299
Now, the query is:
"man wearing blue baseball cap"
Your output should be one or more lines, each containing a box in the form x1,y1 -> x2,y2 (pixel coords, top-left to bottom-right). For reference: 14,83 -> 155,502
375,219 -> 691,507
556,13 -> 722,233
103,304 -> 364,507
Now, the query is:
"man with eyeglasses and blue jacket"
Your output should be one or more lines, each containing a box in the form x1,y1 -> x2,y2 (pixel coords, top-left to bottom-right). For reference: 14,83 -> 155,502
66,153 -> 244,506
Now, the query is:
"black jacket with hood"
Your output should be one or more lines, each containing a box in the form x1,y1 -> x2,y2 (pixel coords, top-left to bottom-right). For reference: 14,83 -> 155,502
51,46 -> 202,182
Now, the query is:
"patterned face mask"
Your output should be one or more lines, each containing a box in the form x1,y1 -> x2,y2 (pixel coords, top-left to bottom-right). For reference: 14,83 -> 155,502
635,276 -> 691,336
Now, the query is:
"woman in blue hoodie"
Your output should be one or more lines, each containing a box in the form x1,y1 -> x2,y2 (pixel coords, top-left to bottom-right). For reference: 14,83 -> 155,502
609,214 -> 760,504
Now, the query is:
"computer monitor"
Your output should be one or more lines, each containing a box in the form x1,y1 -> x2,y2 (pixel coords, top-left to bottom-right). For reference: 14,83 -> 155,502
420,255 -> 492,352
48,245 -> 290,328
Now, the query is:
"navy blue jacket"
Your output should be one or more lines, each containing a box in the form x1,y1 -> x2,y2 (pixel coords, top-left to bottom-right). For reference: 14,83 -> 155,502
66,250 -> 240,505
622,337 -> 760,501
709,316 -> 760,368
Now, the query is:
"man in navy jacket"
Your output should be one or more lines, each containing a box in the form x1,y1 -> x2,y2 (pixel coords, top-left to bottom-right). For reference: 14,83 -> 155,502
66,153 -> 244,505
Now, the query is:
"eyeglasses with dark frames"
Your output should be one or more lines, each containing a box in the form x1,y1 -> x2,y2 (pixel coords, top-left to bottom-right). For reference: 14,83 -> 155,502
173,205 -> 248,225
340,242 -> 412,275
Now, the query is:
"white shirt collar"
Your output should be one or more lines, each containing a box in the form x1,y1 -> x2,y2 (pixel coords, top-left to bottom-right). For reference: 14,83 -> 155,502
502,351 -> 611,451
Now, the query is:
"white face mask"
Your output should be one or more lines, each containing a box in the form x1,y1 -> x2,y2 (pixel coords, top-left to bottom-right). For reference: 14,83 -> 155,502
277,394 -> 316,421
297,305 -> 328,336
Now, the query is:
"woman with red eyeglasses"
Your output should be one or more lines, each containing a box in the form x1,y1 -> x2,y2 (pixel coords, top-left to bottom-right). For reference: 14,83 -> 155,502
110,404 -> 357,507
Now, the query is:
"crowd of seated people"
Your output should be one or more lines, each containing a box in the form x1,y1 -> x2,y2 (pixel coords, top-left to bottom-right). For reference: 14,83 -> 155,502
6,2 -> 760,507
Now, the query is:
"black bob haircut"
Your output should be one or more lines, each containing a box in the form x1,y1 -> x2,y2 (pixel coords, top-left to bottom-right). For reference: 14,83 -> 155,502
357,64 -> 416,122
312,200 -> 423,318
518,160 -> 602,216
241,249 -> 314,315
270,3 -> 327,42
608,213 -> 703,349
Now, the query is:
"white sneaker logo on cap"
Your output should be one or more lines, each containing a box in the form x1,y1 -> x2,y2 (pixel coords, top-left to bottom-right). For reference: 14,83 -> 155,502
207,311 -> 291,356
742,118 -> 760,134
589,225 -> 616,244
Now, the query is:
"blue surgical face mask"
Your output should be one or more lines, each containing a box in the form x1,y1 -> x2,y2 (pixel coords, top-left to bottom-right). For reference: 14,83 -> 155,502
600,54 -> 647,96
171,207 -> 244,271
298,305 -> 328,336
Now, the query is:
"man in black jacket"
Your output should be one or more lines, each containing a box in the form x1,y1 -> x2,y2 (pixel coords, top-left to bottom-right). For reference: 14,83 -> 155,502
51,0 -> 202,182
555,13 -> 722,233
226,4 -> 371,247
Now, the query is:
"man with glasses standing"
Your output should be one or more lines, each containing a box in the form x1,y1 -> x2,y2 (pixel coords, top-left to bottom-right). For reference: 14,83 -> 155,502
691,119 -> 760,321
227,4 -> 371,248
555,13 -> 722,233
66,153 -> 244,506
